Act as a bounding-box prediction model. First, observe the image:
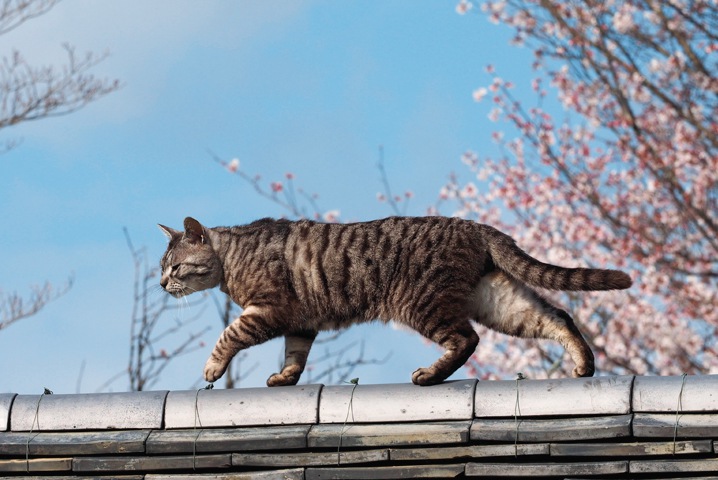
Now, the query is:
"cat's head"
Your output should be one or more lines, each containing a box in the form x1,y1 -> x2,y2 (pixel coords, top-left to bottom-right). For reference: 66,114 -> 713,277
158,217 -> 223,298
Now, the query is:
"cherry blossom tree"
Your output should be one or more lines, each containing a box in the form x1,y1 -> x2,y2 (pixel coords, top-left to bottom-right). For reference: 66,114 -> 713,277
450,0 -> 717,378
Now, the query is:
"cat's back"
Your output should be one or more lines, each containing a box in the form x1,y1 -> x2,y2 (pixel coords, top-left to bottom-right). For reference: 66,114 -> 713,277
281,216 -> 490,319
284,215 -> 483,260
222,217 -> 294,277
235,215 -> 488,275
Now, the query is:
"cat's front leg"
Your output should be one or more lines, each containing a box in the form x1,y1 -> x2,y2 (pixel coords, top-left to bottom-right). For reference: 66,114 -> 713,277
267,332 -> 316,387
204,305 -> 279,383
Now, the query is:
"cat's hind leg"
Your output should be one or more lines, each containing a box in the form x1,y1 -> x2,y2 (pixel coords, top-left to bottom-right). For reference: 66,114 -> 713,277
472,271 -> 595,377
411,317 -> 479,386
267,332 -> 316,387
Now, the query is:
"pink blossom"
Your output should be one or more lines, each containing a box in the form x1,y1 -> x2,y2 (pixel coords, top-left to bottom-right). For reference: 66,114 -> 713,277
271,182 -> 283,193
442,0 -> 718,379
461,151 -> 478,166
225,0 -> 718,380
460,182 -> 478,198
323,210 -> 340,223
438,186 -> 455,200
455,0 -> 472,15
227,158 -> 239,173
472,87 -> 488,102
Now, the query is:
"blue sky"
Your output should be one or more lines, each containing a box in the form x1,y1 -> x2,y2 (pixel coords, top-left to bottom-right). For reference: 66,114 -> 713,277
0,1 -> 535,393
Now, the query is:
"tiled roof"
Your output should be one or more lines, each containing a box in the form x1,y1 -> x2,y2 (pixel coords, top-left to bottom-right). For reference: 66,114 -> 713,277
1,375 -> 717,479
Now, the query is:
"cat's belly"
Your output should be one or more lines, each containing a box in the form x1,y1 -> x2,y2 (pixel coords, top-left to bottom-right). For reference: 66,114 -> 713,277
317,316 -> 369,331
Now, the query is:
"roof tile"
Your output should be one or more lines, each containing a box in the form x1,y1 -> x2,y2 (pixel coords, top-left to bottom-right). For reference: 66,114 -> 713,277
10,391 -> 167,431
163,385 -> 321,429
474,375 -> 633,417
632,375 -> 718,412
0,394 -> 14,432
319,379 -> 475,423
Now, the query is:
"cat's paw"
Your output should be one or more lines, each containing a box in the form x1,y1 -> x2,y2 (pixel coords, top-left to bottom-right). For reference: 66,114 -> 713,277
411,367 -> 444,386
572,363 -> 595,378
266,369 -> 301,387
203,357 -> 228,382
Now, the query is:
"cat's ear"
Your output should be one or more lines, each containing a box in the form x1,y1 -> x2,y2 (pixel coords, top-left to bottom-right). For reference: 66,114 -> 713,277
183,217 -> 207,244
158,224 -> 180,240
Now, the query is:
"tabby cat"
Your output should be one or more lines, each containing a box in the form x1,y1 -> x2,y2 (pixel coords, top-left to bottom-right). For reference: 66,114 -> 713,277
159,216 -> 631,386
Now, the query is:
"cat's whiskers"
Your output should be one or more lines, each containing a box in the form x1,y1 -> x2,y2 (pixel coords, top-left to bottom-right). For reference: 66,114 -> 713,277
175,284 -> 204,319
150,285 -> 166,298
179,286 -> 193,312
169,288 -> 189,322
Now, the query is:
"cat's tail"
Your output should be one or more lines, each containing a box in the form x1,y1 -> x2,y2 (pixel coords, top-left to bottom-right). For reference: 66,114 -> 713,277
484,226 -> 632,291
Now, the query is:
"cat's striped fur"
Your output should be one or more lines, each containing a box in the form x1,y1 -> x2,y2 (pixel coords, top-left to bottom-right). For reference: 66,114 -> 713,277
159,216 -> 631,386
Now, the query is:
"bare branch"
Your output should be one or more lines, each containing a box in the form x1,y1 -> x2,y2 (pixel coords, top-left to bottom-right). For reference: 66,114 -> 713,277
0,276 -> 72,330
303,336 -> 391,385
0,0 -> 58,36
376,146 -> 404,216
114,229 -> 210,392
0,45 -> 121,132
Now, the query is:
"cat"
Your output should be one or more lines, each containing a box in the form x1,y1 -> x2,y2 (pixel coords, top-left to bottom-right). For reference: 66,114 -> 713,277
159,216 -> 631,386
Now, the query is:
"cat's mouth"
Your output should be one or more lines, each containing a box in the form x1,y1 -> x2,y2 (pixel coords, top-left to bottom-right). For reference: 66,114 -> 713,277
164,285 -> 188,298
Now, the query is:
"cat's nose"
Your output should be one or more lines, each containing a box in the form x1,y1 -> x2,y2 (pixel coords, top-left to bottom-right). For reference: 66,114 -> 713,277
160,275 -> 169,289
